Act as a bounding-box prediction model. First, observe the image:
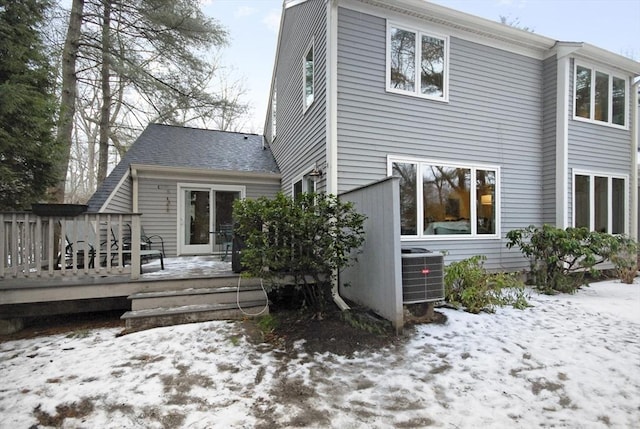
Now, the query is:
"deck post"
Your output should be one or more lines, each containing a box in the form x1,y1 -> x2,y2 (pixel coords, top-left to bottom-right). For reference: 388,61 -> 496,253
130,215 -> 141,279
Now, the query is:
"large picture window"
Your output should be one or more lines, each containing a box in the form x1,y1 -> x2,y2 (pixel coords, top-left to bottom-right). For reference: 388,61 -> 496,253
388,23 -> 448,101
391,159 -> 498,238
573,172 -> 626,234
574,63 -> 627,127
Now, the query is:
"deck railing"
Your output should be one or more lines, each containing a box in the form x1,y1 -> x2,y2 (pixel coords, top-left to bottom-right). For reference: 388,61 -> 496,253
0,212 -> 143,280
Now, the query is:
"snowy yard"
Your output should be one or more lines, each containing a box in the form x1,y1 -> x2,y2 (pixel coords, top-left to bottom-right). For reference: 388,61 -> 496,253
0,279 -> 638,428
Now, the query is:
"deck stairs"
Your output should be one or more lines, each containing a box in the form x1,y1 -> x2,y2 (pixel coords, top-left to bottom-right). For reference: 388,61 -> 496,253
121,278 -> 269,333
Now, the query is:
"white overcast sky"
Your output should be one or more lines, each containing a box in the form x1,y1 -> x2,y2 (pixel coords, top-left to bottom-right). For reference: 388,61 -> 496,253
203,0 -> 640,133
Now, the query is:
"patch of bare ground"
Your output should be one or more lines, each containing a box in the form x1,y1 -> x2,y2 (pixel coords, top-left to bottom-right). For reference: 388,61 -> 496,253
33,397 -> 94,427
243,303 -> 446,358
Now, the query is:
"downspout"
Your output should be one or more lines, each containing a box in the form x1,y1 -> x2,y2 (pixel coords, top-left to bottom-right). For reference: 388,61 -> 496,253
555,46 -> 574,229
630,77 -> 639,240
326,0 -> 349,310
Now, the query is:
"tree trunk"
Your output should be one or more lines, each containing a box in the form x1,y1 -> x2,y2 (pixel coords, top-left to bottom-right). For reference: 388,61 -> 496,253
52,0 -> 85,203
97,0 -> 112,186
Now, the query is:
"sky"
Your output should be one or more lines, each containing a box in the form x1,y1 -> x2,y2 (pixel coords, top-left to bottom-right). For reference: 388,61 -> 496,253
203,0 -> 640,133
1,278 -> 638,427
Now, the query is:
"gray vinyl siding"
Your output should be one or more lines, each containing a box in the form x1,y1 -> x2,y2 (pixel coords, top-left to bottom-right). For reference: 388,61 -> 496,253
270,0 -> 327,195
567,58 -> 633,229
102,174 -> 132,213
336,6 -> 543,270
137,177 -> 280,257
541,56 -> 557,225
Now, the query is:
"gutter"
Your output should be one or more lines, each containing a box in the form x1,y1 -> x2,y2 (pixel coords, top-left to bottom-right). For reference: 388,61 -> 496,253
631,77 -> 639,240
325,0 -> 349,311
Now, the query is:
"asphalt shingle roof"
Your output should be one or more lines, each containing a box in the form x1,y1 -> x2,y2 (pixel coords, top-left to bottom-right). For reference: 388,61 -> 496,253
87,124 -> 280,212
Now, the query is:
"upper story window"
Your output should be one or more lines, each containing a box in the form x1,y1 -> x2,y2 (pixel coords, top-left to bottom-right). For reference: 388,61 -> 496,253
390,157 -> 498,238
304,43 -> 314,110
574,63 -> 627,128
387,22 -> 449,101
573,171 -> 626,234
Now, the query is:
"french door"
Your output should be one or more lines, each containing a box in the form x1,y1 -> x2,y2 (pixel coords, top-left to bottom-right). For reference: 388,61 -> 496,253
177,184 -> 244,255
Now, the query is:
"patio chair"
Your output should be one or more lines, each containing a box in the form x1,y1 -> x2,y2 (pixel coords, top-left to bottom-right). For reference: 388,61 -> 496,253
57,220 -> 103,269
140,225 -> 165,257
111,224 -> 164,270
117,224 -> 166,256
218,224 -> 234,261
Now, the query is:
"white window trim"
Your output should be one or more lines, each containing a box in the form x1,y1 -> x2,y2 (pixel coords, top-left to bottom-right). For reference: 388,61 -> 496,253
303,39 -> 315,113
571,169 -> 629,234
291,165 -> 318,198
386,20 -> 450,103
572,61 -> 629,130
176,183 -> 246,256
388,156 -> 500,240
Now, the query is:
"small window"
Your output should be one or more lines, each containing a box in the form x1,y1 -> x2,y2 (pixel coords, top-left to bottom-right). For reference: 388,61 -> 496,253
574,63 -> 627,128
293,174 -> 316,200
388,23 -> 448,101
573,172 -> 627,234
391,158 -> 498,238
304,44 -> 314,109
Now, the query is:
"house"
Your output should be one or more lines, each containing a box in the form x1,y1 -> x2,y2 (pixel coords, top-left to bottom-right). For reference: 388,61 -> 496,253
74,0 -> 639,331
264,0 -> 639,261
259,0 -> 639,327
87,124 -> 281,257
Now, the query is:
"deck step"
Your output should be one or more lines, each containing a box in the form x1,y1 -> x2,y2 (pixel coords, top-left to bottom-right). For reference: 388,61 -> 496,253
121,300 -> 269,333
128,285 -> 266,311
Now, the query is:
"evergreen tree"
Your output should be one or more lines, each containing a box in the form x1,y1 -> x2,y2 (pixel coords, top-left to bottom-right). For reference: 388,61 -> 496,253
0,0 -> 59,210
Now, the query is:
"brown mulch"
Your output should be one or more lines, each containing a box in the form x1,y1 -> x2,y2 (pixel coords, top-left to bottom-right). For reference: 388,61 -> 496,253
2,305 -> 446,356
243,304 -> 446,357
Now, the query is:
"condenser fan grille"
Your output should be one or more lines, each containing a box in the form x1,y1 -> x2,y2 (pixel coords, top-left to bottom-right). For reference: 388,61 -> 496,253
401,253 -> 444,304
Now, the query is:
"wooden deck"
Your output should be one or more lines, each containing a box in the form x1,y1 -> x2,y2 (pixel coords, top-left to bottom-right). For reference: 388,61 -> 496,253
0,256 -> 244,310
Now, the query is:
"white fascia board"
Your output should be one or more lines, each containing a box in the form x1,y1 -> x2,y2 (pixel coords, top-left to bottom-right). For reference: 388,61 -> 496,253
129,164 -> 282,183
340,0 -> 556,60
577,43 -> 640,76
263,2 -> 288,137
284,0 -> 310,8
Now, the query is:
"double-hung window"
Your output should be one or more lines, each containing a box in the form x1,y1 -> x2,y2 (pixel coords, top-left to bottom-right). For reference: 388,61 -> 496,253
573,171 -> 626,234
574,63 -> 627,128
390,158 -> 499,238
387,22 -> 449,101
304,43 -> 314,110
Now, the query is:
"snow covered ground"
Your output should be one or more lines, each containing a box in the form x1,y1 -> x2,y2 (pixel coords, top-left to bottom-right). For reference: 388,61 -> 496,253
1,279 -> 638,428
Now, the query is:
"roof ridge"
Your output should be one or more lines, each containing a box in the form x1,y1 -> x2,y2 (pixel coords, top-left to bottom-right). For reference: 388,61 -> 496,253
149,123 -> 263,137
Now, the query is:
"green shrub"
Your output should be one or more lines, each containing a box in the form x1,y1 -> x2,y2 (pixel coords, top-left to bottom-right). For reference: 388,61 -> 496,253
444,255 -> 528,314
256,314 -> 279,339
506,225 -> 618,293
233,193 -> 366,316
610,237 -> 638,284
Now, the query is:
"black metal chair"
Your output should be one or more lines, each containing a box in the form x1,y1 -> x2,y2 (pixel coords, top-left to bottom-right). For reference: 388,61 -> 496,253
218,224 -> 234,261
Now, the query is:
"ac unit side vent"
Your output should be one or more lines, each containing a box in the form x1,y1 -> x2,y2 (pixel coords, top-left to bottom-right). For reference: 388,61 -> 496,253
401,253 -> 444,304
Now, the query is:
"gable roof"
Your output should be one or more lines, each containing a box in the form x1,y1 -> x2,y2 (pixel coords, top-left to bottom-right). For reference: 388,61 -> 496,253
87,124 -> 280,212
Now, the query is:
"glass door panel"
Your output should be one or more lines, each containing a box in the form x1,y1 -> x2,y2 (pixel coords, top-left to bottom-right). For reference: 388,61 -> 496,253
181,189 -> 212,254
214,191 -> 240,247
